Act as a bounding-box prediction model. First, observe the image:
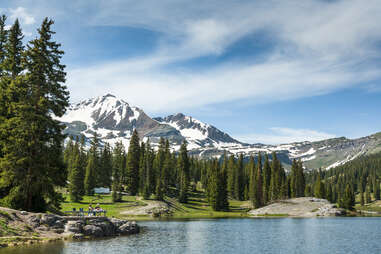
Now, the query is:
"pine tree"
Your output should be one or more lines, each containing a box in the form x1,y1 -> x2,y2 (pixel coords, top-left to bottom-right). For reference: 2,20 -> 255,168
248,156 -> 255,205
112,141 -> 125,202
155,177 -> 164,201
326,183 -> 333,203
99,143 -> 112,188
253,154 -> 263,208
178,142 -> 190,203
0,18 -> 69,212
0,15 -> 7,73
84,153 -> 97,196
126,129 -> 140,195
314,174 -> 325,199
162,139 -> 172,195
365,185 -> 371,204
374,180 -> 380,201
227,155 -> 236,198
138,142 -> 146,195
218,159 -> 229,211
262,154 -> 271,204
3,19 -> 24,79
270,152 -> 281,201
360,186 -> 365,206
234,154 -> 244,200
84,134 -> 99,195
339,184 -> 355,210
68,153 -> 84,202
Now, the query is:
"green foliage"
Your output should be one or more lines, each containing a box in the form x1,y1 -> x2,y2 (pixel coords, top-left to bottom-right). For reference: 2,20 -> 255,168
339,184 -> 355,210
290,159 -> 305,198
111,141 -> 125,202
178,142 -> 190,203
126,129 -> 140,195
314,174 -> 325,199
0,17 -> 68,212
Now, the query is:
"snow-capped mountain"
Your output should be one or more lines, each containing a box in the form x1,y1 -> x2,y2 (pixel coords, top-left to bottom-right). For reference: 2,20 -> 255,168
58,94 -> 381,170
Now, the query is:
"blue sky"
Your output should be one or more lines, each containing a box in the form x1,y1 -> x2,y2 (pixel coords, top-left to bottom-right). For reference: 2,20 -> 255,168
1,0 -> 381,144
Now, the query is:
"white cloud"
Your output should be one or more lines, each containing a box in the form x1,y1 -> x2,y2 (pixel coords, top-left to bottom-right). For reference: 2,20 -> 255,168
10,0 -> 381,113
234,127 -> 336,145
9,7 -> 35,25
62,0 -> 381,113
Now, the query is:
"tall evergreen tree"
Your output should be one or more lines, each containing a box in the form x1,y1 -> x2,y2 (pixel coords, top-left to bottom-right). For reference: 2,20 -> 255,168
68,151 -> 83,202
227,155 -> 236,198
262,154 -> 271,204
99,143 -> 112,188
248,156 -> 256,205
0,18 -> 69,211
112,141 -> 125,202
365,185 -> 371,204
234,154 -> 244,200
339,184 -> 355,210
126,129 -> 140,195
253,153 -> 263,208
374,180 -> 380,201
3,19 -> 24,79
314,174 -> 325,199
178,142 -> 190,203
0,15 -> 7,74
269,152 -> 280,201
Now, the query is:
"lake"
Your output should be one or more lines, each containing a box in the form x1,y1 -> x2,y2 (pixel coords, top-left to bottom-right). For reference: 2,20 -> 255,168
1,218 -> 381,254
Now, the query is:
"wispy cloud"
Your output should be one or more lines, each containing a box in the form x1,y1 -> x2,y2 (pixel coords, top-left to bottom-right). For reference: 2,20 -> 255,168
63,0 -> 381,112
234,127 -> 336,145
6,0 -> 381,113
9,7 -> 35,25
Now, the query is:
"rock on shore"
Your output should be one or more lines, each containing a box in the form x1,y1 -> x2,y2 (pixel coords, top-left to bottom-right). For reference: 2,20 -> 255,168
249,197 -> 345,217
0,206 -> 139,247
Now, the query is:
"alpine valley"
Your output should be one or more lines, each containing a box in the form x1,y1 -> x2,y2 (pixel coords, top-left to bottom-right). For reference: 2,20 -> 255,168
58,94 -> 381,170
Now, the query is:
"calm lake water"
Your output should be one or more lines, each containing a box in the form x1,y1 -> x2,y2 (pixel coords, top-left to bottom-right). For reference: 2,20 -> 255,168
1,218 -> 381,254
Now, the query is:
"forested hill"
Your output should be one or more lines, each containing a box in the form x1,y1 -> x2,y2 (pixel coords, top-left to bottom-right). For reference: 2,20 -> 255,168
305,151 -> 381,208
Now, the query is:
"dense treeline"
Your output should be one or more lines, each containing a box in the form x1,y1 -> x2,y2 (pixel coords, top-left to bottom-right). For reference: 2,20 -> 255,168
63,133 -> 309,211
0,16 -> 69,212
305,152 -> 381,210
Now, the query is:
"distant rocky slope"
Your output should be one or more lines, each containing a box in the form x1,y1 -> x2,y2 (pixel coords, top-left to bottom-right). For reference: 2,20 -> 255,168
57,94 -> 381,170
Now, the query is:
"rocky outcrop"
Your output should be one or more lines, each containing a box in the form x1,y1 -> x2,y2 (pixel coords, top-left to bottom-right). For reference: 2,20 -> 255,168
54,216 -> 139,238
249,197 -> 345,217
0,206 -> 139,245
317,204 -> 346,216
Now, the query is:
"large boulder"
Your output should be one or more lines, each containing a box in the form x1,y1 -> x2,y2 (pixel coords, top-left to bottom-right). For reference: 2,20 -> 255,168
118,221 -> 139,235
83,225 -> 104,237
65,220 -> 84,234
26,216 -> 41,229
40,214 -> 61,227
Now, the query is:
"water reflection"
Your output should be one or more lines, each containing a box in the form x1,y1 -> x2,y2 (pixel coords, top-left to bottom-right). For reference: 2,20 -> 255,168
1,218 -> 381,254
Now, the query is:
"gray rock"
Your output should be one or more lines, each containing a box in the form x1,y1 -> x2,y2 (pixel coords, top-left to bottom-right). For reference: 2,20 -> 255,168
41,214 -> 60,227
27,216 -> 41,228
65,220 -> 84,234
20,211 -> 28,215
72,233 -> 84,240
96,221 -> 115,236
52,228 -> 65,234
118,221 -> 139,235
36,225 -> 49,231
83,225 -> 104,237
110,218 -> 128,228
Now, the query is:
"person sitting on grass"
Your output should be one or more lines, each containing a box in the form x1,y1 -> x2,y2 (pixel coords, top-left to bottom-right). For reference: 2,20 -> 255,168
95,203 -> 104,216
88,204 -> 94,216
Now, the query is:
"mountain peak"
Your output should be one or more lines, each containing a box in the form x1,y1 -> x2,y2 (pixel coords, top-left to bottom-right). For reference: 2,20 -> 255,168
103,93 -> 116,98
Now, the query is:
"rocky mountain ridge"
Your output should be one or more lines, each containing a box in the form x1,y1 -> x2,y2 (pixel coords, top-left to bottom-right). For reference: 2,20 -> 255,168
57,94 -> 381,170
